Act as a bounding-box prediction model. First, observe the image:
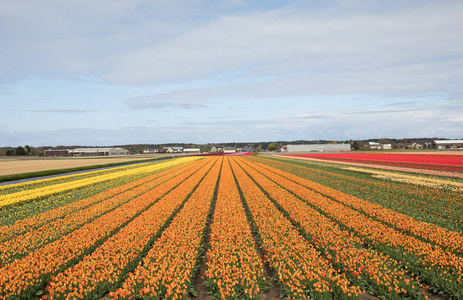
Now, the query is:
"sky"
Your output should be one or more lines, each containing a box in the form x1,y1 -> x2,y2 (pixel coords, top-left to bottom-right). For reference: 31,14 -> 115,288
1,0 -> 462,147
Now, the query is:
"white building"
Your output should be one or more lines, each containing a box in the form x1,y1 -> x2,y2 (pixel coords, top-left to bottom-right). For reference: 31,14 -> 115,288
183,148 -> 201,154
368,142 -> 381,150
68,148 -> 129,156
163,147 -> 183,153
434,140 -> 463,149
224,147 -> 237,153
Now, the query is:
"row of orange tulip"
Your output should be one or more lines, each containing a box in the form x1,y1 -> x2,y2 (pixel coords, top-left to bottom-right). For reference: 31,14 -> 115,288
251,159 -> 463,255
0,158 -> 200,229
204,158 -> 266,300
0,158 -> 197,242
45,157 -> 218,299
243,158 -> 463,298
252,156 -> 463,232
235,157 -> 427,299
109,157 -> 222,300
0,160 -> 200,264
0,158 -> 211,300
229,158 -> 362,299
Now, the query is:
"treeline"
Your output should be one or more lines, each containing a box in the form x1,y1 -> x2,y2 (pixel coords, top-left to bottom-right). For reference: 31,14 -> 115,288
2,145 -> 35,156
0,137 -> 446,156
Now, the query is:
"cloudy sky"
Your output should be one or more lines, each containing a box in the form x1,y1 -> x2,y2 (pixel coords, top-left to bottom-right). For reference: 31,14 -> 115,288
1,0 -> 462,147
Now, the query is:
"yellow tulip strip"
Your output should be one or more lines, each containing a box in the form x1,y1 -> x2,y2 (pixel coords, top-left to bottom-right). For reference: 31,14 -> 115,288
0,161 -> 152,194
109,157 -> 222,299
0,158 -> 210,299
45,157 -> 218,299
0,159 -> 199,264
0,157 -> 199,209
0,158 -> 197,242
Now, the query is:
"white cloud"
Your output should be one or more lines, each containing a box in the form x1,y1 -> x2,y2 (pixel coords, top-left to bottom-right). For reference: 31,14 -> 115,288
1,1 -> 462,145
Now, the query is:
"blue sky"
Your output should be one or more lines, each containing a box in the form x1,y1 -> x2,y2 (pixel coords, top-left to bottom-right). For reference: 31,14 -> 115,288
1,0 -> 462,147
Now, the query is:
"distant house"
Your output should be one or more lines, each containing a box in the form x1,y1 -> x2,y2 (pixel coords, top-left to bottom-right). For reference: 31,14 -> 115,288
143,149 -> 157,154
381,144 -> 392,150
163,146 -> 183,153
368,142 -> 381,150
241,146 -> 254,152
411,143 -> 423,149
224,147 -> 236,153
184,148 -> 201,154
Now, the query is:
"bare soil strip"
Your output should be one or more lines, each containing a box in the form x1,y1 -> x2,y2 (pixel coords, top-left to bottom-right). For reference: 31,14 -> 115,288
0,156 -> 168,176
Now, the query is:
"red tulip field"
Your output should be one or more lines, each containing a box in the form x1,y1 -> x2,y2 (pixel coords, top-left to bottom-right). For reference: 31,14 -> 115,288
0,154 -> 462,299
284,153 -> 463,173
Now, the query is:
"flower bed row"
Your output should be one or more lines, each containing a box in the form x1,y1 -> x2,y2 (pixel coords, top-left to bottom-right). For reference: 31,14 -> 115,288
0,159 -> 197,228
0,157 -> 197,242
0,157 -> 211,300
45,157 -> 218,299
0,158 -> 200,264
109,157 -> 222,300
285,153 -> 463,167
240,158 -> 463,298
301,156 -> 463,173
0,161 -> 156,195
229,158 -> 362,299
249,159 -> 463,255
234,157 -> 426,299
204,158 -> 266,299
0,157 -> 200,210
252,156 -> 463,233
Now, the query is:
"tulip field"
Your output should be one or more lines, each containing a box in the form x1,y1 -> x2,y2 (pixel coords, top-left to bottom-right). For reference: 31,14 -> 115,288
0,154 -> 462,299
284,152 -> 463,173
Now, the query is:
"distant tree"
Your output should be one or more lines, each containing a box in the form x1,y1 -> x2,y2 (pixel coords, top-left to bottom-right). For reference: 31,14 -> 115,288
392,143 -> 398,149
352,141 -> 360,150
24,145 -> 31,155
6,149 -> 14,156
256,145 -> 262,152
268,143 -> 276,151
379,138 -> 391,145
401,138 -> 409,148
15,146 -> 27,156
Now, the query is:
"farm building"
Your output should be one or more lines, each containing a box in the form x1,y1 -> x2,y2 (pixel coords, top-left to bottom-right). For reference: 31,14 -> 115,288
44,149 -> 70,156
224,147 -> 237,153
184,148 -> 201,154
368,142 -> 381,150
286,144 -> 351,152
68,148 -> 129,157
433,140 -> 463,149
163,147 -> 183,153
368,142 -> 391,150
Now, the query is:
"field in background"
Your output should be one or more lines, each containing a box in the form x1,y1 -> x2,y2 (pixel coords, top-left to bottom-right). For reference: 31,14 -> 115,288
0,155 -> 462,299
0,154 -> 172,177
